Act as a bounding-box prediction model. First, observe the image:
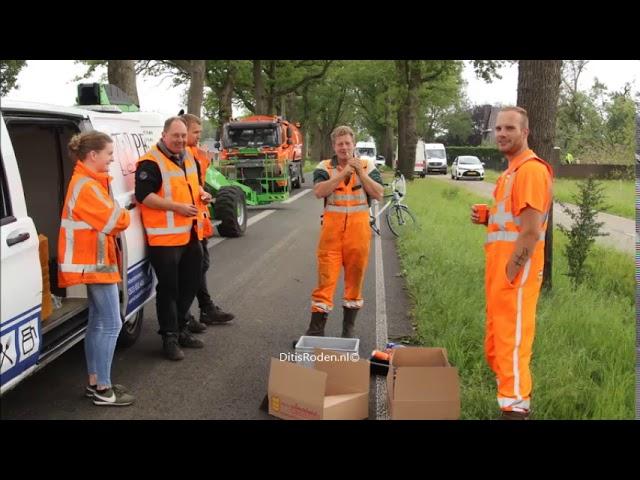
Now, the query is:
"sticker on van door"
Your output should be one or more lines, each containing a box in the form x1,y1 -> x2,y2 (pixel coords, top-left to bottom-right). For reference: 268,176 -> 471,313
0,306 -> 41,385
111,132 -> 148,190
125,258 -> 154,316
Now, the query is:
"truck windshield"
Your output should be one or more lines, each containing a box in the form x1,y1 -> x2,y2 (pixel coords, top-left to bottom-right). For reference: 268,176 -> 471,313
226,127 -> 279,148
426,149 -> 445,159
356,148 -> 375,157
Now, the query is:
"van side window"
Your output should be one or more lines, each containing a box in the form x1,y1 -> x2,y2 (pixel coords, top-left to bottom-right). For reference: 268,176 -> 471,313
0,155 -> 14,224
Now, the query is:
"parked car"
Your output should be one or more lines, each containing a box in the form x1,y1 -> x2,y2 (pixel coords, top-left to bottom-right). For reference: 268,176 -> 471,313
450,155 -> 485,180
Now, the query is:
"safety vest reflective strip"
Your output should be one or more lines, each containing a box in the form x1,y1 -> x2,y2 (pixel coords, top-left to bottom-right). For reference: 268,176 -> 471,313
311,301 -> 332,312
498,397 -> 531,410
143,149 -> 196,236
486,231 -> 546,243
59,176 -> 118,274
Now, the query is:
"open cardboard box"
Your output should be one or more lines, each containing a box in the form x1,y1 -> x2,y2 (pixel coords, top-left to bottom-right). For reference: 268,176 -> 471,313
387,347 -> 460,420
268,348 -> 369,420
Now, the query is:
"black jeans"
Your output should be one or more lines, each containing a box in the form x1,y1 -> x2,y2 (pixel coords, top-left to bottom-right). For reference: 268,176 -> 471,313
149,232 -> 203,336
196,237 -> 212,308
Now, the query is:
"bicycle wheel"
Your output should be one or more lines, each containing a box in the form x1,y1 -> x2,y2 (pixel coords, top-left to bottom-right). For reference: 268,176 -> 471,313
386,204 -> 417,237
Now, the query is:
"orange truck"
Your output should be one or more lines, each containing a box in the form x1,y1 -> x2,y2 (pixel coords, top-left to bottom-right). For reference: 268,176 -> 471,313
218,115 -> 304,204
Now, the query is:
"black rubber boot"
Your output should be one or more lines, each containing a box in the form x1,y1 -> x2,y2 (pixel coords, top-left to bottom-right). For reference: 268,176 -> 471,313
342,307 -> 359,338
305,311 -> 328,336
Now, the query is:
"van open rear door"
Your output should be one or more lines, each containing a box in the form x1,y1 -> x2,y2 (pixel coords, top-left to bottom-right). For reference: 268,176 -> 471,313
0,115 -> 42,393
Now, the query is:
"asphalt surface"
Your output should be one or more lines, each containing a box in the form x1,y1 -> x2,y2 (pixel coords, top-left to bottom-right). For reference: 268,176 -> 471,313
0,173 -> 413,420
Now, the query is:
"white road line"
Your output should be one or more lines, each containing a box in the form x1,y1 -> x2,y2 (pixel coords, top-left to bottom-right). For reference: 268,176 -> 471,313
281,188 -> 312,204
374,202 -> 390,420
247,209 -> 277,226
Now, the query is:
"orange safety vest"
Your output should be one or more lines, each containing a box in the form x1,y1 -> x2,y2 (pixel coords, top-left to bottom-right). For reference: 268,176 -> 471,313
188,145 -> 214,238
486,150 -> 553,250
137,146 -> 204,246
58,161 -> 130,287
322,158 -> 370,216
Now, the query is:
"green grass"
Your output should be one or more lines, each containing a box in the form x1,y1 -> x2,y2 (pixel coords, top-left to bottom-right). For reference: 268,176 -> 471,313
303,158 -> 318,173
485,169 -> 634,219
396,179 -> 635,419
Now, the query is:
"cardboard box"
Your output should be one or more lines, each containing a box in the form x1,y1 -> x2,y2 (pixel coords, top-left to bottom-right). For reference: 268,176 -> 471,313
387,347 -> 460,420
268,349 -> 370,420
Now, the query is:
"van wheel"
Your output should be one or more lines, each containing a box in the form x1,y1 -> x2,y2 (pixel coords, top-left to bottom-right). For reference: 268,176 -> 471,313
215,186 -> 247,237
118,308 -> 144,348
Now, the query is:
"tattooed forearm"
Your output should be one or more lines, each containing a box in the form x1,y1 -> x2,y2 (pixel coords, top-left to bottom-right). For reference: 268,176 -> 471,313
514,248 -> 529,267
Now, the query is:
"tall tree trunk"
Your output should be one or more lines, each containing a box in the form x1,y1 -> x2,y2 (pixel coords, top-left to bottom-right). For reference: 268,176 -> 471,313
405,83 -> 419,180
517,60 -> 563,290
187,60 -> 205,115
107,60 -> 139,106
381,124 -> 394,169
253,60 -> 266,114
517,60 -> 562,163
266,61 -> 276,115
322,131 -> 333,159
397,105 -> 408,175
395,60 -> 421,179
311,124 -> 324,162
381,97 -> 394,168
216,65 -> 236,140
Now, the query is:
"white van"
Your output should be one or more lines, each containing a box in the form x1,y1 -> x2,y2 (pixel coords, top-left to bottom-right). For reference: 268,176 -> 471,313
414,139 -> 427,177
355,141 -> 381,167
0,100 -> 160,395
425,143 -> 447,175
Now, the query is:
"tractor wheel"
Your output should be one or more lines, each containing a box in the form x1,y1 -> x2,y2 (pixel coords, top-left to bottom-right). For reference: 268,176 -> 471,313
214,187 -> 247,237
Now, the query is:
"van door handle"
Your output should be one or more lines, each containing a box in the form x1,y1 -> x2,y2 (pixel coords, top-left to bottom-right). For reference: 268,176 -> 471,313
7,232 -> 30,246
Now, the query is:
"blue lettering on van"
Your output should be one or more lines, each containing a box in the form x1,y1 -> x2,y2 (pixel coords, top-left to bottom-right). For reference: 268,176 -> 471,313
126,259 -> 154,316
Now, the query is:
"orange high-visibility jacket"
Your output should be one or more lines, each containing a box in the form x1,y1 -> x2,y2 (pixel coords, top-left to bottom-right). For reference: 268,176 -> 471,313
188,145 -> 214,238
58,161 -> 130,287
321,158 -> 371,215
137,146 -> 203,246
486,150 -> 553,251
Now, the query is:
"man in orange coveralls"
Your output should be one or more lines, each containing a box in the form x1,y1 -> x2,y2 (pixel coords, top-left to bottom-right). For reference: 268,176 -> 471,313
471,106 -> 553,420
304,125 -> 384,338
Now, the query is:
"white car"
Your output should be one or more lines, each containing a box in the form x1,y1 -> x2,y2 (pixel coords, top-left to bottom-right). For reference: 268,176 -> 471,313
451,155 -> 485,180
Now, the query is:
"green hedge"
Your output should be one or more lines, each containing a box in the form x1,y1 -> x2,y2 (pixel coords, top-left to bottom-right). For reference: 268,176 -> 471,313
447,146 -> 506,170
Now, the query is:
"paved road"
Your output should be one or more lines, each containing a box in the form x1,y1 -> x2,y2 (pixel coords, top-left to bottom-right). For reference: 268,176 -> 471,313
0,174 -> 413,420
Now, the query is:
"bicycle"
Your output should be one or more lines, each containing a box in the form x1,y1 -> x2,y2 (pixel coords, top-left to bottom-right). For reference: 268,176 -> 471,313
370,170 -> 418,237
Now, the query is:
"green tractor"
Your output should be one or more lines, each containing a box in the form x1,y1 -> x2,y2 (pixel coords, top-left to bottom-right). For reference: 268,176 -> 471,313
203,166 -> 251,237
205,115 -> 305,237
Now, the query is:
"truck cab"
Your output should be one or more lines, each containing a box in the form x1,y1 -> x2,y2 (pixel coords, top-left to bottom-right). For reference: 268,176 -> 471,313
355,140 -> 378,166
219,115 -> 304,203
